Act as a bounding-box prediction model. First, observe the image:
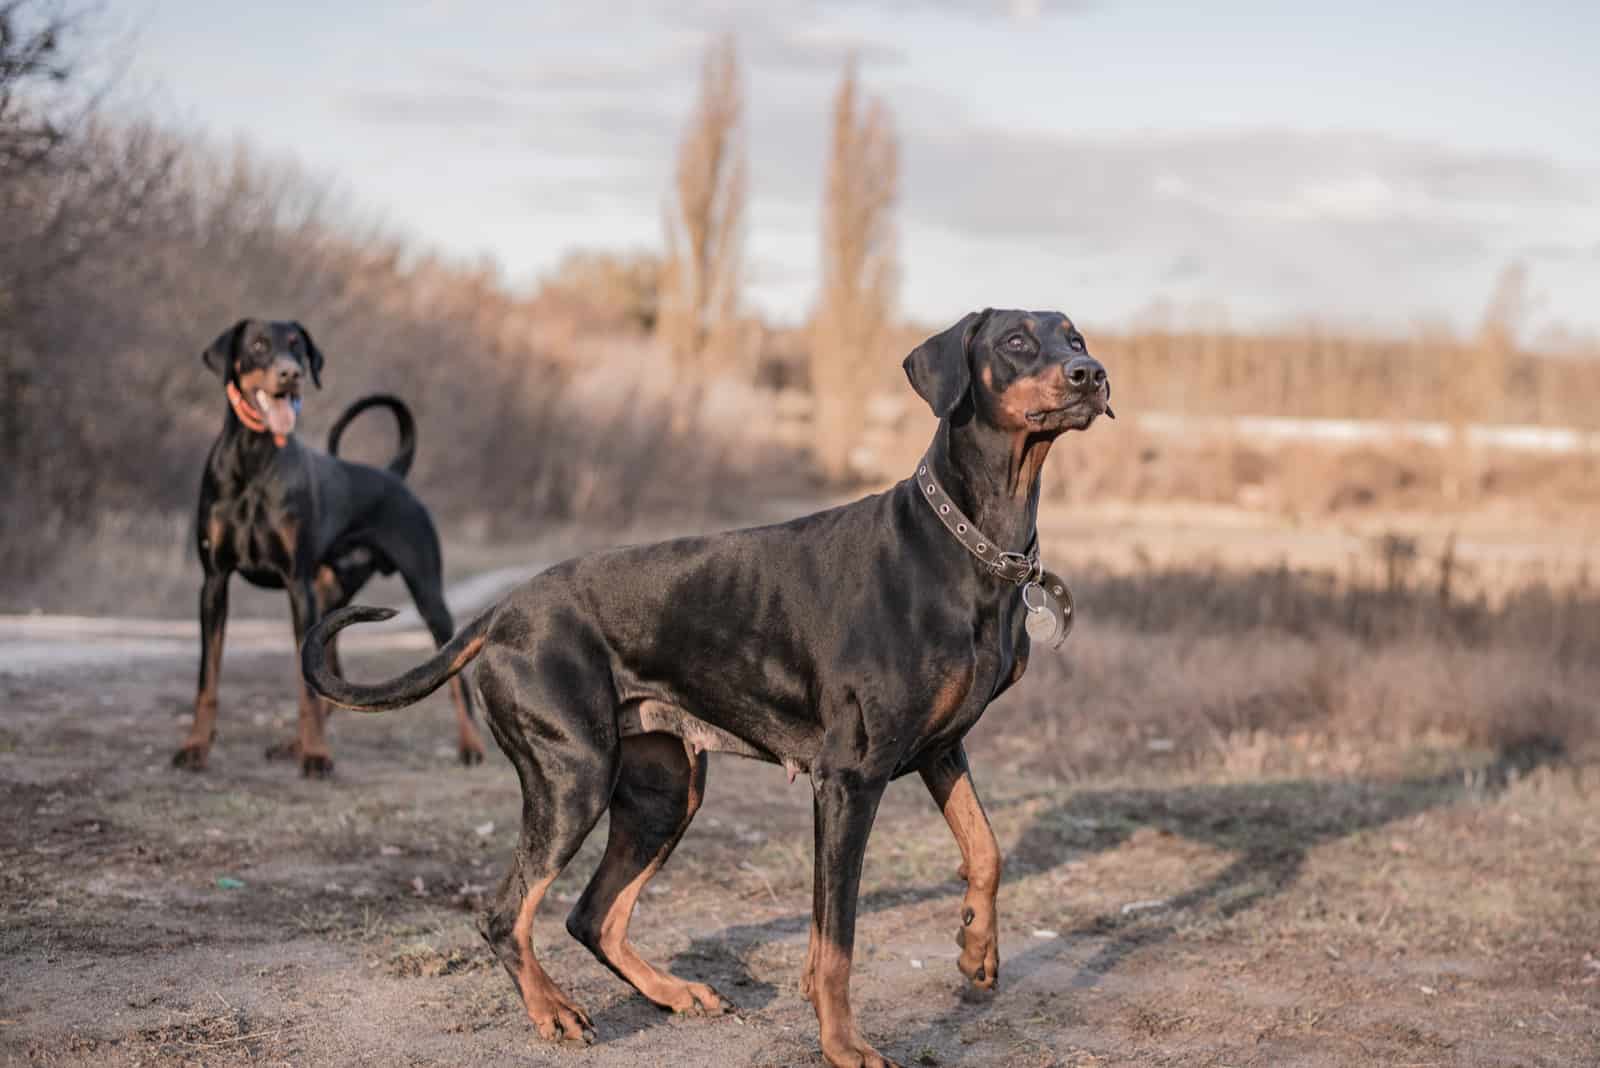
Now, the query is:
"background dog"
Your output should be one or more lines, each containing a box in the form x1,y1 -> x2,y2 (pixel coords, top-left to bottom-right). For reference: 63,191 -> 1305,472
174,318 -> 484,776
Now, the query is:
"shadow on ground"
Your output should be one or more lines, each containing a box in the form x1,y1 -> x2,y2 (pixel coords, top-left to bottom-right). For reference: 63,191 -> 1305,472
637,736 -> 1566,1049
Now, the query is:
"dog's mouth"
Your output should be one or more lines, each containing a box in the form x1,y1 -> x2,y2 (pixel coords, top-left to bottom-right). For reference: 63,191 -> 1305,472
1025,392 -> 1115,427
253,388 -> 302,438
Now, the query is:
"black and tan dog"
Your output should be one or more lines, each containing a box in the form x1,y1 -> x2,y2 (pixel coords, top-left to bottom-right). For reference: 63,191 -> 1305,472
301,309 -> 1110,1066
176,318 -> 484,777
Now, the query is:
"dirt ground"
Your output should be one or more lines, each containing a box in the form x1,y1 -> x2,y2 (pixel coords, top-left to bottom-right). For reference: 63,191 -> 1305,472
2,619 -> 1597,1066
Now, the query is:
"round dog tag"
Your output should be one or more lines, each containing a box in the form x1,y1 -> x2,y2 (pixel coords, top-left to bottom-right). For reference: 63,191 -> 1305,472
1022,572 -> 1075,649
1024,599 -> 1062,645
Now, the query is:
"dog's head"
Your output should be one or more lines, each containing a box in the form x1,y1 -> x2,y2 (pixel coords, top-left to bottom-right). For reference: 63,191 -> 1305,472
202,319 -> 325,440
903,309 -> 1112,434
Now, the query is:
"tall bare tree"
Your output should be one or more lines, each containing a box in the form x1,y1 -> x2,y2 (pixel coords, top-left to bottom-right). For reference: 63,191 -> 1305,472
656,33 -> 746,375
809,59 -> 899,481
1433,261 -> 1528,428
0,0 -> 70,169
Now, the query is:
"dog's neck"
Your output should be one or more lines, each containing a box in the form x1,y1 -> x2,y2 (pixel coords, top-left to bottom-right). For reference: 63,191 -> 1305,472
923,412 -> 1054,556
218,390 -> 289,482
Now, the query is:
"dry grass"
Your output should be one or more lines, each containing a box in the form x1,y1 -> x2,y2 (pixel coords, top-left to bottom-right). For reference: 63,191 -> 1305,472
977,548 -> 1600,784
1032,425 -> 1600,518
1052,297 -> 1600,429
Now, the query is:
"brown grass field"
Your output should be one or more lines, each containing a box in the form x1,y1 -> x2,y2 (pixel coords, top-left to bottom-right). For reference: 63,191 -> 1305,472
3,507 -> 1597,1067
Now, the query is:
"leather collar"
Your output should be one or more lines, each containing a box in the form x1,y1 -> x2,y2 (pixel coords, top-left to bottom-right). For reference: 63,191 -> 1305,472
913,452 -> 1041,585
913,449 -> 1076,647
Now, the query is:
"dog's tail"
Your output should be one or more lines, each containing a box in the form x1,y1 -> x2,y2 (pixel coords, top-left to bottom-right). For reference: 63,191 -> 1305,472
326,394 -> 417,479
301,605 -> 492,713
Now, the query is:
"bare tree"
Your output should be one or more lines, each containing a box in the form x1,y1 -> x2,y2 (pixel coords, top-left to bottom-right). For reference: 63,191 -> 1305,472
809,59 -> 899,481
1440,262 -> 1529,428
656,33 -> 746,375
0,0 -> 72,169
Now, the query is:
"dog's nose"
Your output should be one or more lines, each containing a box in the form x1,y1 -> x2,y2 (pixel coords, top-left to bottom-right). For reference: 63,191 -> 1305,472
276,364 -> 301,384
1065,355 -> 1107,392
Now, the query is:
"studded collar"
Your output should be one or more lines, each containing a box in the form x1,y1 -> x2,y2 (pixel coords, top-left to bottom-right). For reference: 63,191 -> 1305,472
913,451 -> 1042,586
913,449 -> 1077,647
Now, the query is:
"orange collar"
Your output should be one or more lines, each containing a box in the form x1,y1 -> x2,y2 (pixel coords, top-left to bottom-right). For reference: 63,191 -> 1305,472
226,381 -> 288,447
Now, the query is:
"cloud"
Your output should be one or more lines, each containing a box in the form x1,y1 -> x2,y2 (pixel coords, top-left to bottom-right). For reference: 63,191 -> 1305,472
341,5 -> 1597,329
882,122 -> 1600,326
819,0 -> 1093,16
438,53 -> 696,96
339,88 -> 512,128
745,27 -> 907,71
1517,240 -> 1600,263
352,9 -> 907,146
903,126 -> 1590,240
893,125 -> 1593,292
1163,253 -> 1207,283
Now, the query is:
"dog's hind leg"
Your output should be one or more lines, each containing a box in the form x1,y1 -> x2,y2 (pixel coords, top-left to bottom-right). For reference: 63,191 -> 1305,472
174,570 -> 230,770
566,732 -> 727,1015
267,563 -> 356,762
312,566 -> 346,693
475,648 -> 618,1044
391,534 -> 487,765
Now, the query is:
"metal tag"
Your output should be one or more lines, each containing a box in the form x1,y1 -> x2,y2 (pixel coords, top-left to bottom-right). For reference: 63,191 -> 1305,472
1022,572 -> 1075,649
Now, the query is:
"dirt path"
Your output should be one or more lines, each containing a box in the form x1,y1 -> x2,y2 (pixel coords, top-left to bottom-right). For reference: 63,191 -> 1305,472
3,585 -> 1598,1065
0,562 -> 551,678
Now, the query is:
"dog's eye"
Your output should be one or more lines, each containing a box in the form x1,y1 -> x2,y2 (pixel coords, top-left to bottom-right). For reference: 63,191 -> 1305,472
1005,334 -> 1029,351
250,338 -> 268,355
1069,337 -> 1085,353
287,335 -> 301,351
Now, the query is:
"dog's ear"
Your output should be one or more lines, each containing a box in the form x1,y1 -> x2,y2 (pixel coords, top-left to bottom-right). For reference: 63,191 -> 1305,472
201,320 -> 246,382
902,309 -> 989,418
291,321 -> 324,388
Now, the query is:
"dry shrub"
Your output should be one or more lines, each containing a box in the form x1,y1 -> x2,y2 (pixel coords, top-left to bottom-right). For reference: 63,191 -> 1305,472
977,553 -> 1600,781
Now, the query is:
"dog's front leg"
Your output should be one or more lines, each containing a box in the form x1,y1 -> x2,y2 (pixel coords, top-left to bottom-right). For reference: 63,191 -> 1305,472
919,744 -> 1001,991
287,577 -> 334,777
174,570 -> 230,770
809,761 -> 899,1068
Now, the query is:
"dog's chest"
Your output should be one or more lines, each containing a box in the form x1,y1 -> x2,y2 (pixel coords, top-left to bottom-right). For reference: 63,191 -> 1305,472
909,611 -> 1019,754
203,491 -> 301,576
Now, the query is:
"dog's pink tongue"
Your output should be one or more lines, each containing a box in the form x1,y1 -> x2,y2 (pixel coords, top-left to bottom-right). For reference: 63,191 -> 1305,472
256,390 -> 297,438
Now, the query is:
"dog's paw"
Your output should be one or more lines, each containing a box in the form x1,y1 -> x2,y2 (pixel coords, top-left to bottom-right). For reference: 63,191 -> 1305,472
171,744 -> 210,771
300,753 -> 335,779
954,920 -> 999,991
459,743 -> 485,767
529,997 -> 594,1045
821,1035 -> 903,1068
672,982 -> 732,1017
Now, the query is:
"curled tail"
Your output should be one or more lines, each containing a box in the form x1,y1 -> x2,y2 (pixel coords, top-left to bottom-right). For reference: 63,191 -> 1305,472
301,605 -> 491,712
327,394 -> 417,478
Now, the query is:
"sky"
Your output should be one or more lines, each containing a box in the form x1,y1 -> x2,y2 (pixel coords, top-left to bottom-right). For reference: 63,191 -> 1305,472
119,0 -> 1600,335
